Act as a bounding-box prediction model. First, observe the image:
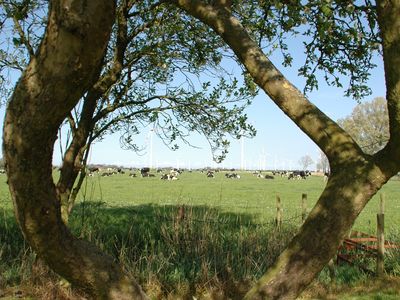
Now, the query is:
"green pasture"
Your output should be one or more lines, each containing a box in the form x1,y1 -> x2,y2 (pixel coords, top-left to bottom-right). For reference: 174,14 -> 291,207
69,171 -> 400,233
1,170 -> 400,298
1,170 -> 399,233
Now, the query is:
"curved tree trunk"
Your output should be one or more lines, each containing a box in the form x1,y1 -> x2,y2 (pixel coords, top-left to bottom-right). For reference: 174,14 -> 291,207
172,0 -> 400,299
3,1 -> 148,298
244,164 -> 391,299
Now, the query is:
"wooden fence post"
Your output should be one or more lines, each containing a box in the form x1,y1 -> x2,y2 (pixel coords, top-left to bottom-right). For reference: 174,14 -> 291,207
376,194 -> 385,277
301,193 -> 307,222
275,194 -> 282,230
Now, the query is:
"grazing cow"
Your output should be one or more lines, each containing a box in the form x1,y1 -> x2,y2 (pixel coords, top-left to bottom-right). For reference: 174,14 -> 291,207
101,172 -> 113,177
288,171 -> 308,180
129,173 -> 137,178
171,168 -> 183,174
141,167 -> 150,177
161,174 -> 178,180
142,172 -> 155,177
88,167 -> 99,173
169,170 -> 179,177
225,173 -> 240,179
206,170 -> 215,178
273,170 -> 289,177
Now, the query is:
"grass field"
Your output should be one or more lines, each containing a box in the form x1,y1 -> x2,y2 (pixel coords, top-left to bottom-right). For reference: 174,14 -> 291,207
1,170 -> 399,231
0,170 -> 399,299
51,170 -> 400,233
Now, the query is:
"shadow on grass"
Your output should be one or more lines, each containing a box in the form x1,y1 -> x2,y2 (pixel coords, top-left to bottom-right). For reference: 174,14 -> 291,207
2,202 -> 298,298
73,201 -> 300,298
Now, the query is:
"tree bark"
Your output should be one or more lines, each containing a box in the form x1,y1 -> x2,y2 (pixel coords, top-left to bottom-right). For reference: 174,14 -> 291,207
56,95 -> 97,223
56,1 -> 133,223
172,0 -> 400,299
3,1 -> 148,298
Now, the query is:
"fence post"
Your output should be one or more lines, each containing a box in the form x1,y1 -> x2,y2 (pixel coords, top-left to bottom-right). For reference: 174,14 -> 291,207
376,194 -> 385,277
275,194 -> 282,230
301,193 -> 307,222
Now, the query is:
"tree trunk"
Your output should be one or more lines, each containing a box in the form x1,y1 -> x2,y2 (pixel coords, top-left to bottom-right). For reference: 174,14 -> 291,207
3,1 -> 148,298
56,1 -> 133,222
57,97 -> 97,223
172,1 -> 400,298
244,164 -> 390,299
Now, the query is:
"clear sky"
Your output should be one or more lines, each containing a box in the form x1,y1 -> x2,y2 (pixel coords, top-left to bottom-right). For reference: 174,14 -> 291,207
71,50 -> 385,171
0,37 -> 386,171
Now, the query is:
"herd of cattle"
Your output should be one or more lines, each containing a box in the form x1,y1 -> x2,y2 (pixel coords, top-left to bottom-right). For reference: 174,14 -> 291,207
83,166 -> 321,181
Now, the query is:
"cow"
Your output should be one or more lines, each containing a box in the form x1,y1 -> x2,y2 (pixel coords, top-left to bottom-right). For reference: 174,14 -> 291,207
141,167 -> 150,177
288,171 -> 308,180
264,174 -> 275,179
142,172 -> 155,177
206,170 -> 215,178
88,167 -> 99,173
225,173 -> 240,179
101,172 -> 113,177
161,174 -> 178,181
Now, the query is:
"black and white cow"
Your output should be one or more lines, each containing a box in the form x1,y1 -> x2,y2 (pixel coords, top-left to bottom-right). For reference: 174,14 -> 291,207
225,173 -> 240,179
160,173 -> 178,180
288,171 -> 309,180
141,167 -> 150,177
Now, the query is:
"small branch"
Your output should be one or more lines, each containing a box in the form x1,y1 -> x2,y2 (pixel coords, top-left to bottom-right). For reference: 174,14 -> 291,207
12,16 -> 35,58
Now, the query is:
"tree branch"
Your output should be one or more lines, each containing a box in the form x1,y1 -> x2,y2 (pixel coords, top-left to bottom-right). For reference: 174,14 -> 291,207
171,0 -> 366,170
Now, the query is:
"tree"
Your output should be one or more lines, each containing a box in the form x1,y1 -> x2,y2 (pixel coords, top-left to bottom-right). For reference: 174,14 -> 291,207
3,1 -> 400,300
338,97 -> 389,154
2,1 -> 147,298
171,1 -> 400,299
299,155 -> 313,171
1,0 -> 256,223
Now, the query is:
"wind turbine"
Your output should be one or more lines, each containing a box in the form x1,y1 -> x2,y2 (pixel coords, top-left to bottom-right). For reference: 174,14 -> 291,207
259,147 -> 267,170
146,127 -> 154,169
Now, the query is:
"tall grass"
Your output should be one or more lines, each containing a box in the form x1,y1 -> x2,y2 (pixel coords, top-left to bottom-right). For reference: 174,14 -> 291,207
1,172 -> 400,298
1,201 -> 297,298
74,202 -> 299,295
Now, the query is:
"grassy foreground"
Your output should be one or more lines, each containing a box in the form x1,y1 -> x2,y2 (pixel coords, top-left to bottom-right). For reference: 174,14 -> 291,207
0,170 -> 399,299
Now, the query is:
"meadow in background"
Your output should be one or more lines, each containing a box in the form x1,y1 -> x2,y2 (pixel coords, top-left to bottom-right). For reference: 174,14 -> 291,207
1,170 -> 399,299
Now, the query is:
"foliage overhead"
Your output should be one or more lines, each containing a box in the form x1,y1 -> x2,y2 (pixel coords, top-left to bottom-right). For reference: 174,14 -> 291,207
0,0 -> 257,162
228,0 -> 380,99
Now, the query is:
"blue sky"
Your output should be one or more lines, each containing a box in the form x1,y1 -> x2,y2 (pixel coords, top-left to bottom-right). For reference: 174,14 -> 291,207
0,35 -> 386,171
72,50 -> 385,170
